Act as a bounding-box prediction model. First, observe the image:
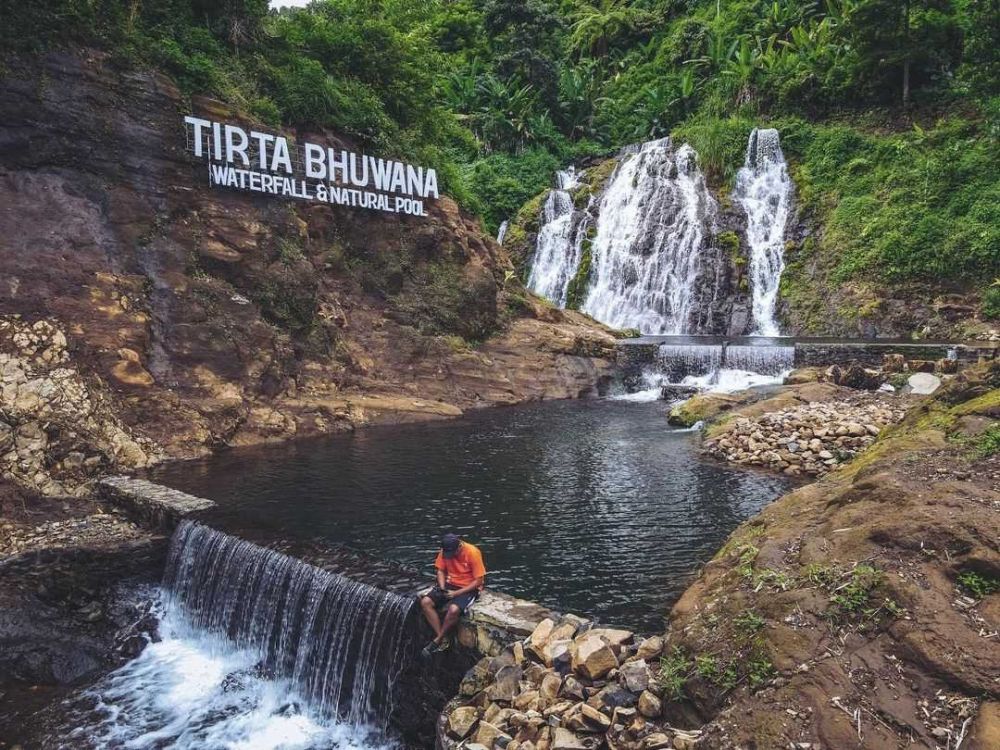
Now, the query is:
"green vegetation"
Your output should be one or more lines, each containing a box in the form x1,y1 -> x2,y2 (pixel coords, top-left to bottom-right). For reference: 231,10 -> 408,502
4,0 -> 996,310
958,569 -> 1000,598
658,646 -> 691,701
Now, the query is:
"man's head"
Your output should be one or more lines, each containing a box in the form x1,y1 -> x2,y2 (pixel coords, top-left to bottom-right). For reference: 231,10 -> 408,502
441,533 -> 461,559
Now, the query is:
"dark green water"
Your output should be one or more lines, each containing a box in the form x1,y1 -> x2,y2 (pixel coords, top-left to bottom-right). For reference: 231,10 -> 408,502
149,398 -> 790,631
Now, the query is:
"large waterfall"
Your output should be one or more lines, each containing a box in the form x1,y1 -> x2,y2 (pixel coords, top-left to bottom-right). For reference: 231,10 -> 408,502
733,128 -> 793,335
526,168 -> 586,306
57,521 -> 416,749
581,140 -> 718,333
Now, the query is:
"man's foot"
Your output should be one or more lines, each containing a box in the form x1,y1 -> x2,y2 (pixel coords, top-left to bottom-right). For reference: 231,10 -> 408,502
420,639 -> 451,657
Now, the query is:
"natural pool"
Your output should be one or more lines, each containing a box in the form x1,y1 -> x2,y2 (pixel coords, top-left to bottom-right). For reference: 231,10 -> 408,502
149,398 -> 791,632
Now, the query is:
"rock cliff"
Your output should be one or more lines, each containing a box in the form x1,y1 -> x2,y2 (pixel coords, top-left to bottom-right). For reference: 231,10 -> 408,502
0,51 -> 616,483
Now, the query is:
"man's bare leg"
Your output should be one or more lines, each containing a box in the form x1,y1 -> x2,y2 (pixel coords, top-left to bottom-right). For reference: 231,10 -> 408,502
435,603 -> 461,644
420,596 -> 443,639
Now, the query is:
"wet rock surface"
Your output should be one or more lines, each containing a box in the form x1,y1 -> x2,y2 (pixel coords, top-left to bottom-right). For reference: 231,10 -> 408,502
0,482 -> 165,745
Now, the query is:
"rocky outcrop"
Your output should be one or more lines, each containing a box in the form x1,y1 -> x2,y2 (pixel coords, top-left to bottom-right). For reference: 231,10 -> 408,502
661,362 -> 1000,749
439,616 -> 704,750
702,395 -> 907,476
1,317 -> 157,496
0,51 -> 616,478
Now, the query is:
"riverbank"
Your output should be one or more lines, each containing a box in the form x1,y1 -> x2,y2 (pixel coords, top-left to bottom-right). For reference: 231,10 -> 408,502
660,362 -> 1000,748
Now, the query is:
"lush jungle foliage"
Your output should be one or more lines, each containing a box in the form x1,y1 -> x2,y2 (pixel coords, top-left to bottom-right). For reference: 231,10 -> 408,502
3,0 -> 997,294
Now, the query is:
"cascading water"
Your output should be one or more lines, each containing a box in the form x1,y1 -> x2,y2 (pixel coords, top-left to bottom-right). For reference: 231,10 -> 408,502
496,220 -> 509,245
733,128 -> 793,336
615,342 -> 795,402
55,521 -> 416,749
526,168 -> 586,306
580,139 -> 719,334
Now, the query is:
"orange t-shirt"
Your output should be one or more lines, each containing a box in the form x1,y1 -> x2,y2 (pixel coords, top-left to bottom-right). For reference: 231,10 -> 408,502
435,541 -> 486,589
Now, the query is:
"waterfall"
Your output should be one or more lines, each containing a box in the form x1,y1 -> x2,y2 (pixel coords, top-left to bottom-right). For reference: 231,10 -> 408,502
580,139 -> 719,334
614,341 -> 794,401
526,168 -> 585,306
496,220 -> 509,245
656,344 -> 724,382
163,521 -> 416,735
734,128 -> 793,336
724,344 -> 794,375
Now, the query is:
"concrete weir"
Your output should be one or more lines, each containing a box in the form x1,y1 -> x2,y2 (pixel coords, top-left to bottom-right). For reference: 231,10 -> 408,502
97,474 -> 563,742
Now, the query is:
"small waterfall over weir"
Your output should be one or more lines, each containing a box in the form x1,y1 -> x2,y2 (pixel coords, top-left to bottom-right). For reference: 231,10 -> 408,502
163,521 -> 416,735
734,129 -> 793,336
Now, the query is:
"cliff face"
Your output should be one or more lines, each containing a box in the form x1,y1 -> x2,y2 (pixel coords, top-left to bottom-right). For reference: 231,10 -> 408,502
0,51 -> 616,473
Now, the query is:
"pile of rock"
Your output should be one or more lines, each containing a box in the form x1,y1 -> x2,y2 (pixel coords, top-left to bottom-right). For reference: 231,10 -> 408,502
702,399 -> 906,476
1,317 -> 158,495
441,617 -> 702,750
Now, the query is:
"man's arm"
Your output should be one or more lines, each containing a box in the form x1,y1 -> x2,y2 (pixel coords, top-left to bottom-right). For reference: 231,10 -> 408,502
436,569 -> 447,590
446,576 -> 484,598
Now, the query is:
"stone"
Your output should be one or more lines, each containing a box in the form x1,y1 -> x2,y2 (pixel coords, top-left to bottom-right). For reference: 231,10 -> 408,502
552,728 -> 596,750
549,621 -> 579,642
590,684 -> 637,710
473,721 -> 511,749
540,672 -> 563,703
637,690 -> 661,719
641,733 -> 672,749
578,628 -> 633,648
447,706 -> 480,739
635,636 -> 663,661
618,659 -> 649,693
579,703 -> 611,731
514,690 -> 541,712
543,701 -> 575,718
611,706 -> 636,725
908,372 -> 942,395
543,639 -> 574,671
528,618 -> 556,652
490,665 -> 524,702
560,675 -> 586,701
573,635 -> 618,680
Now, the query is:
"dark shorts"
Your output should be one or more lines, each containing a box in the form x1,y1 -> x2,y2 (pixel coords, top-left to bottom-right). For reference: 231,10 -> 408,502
425,586 -> 478,614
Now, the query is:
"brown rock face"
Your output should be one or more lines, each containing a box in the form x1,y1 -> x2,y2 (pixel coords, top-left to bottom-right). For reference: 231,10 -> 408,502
0,52 -> 616,467
667,363 -> 1000,749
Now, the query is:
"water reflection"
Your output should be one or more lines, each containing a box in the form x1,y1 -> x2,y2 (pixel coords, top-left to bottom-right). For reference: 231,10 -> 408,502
149,399 -> 790,631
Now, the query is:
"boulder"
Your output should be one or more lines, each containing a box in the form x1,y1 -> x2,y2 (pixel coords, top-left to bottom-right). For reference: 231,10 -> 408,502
635,636 -> 663,661
473,721 -> 511,749
579,703 -> 611,731
527,618 -> 556,658
619,659 -> 649,693
461,658 -> 494,696
552,727 -> 597,750
582,628 -> 633,648
908,372 -> 942,395
543,639 -> 574,671
560,675 -> 586,701
640,733 -> 672,749
515,690 -> 541,712
447,706 -> 479,739
490,665 -> 524,702
572,635 -> 618,680
660,384 -> 699,401
540,672 -> 563,703
637,690 -> 661,719
589,684 -> 637,710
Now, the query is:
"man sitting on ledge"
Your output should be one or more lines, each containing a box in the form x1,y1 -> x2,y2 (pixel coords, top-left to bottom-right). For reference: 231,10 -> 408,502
420,533 -> 486,656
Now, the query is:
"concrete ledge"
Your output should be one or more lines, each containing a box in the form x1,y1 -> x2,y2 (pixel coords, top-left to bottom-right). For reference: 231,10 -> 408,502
98,476 -> 216,529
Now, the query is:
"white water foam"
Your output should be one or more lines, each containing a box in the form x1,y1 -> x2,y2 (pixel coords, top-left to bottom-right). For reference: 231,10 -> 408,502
57,596 -> 393,750
581,140 -> 718,334
733,129 -> 793,336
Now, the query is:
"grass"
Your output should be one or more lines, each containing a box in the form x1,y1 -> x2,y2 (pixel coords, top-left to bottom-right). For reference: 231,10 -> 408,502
658,647 -> 690,701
